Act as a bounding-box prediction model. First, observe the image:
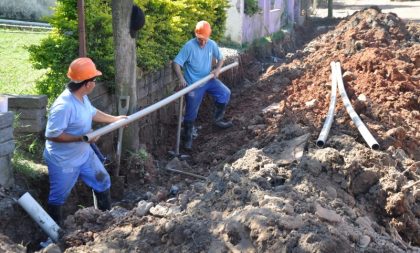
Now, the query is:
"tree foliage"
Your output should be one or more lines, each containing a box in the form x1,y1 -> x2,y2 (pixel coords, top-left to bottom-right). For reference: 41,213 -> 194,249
29,0 -> 229,102
244,0 -> 260,16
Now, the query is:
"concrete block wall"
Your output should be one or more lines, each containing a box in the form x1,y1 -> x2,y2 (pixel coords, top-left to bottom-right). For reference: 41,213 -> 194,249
136,63 -> 179,150
89,58 -> 241,155
8,95 -> 48,134
89,83 -> 117,156
134,59 -> 242,151
90,82 -> 115,114
0,112 -> 15,188
84,63 -> 179,155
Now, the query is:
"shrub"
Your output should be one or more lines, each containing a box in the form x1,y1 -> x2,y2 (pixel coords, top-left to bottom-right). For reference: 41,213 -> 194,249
29,0 -> 229,103
244,0 -> 261,16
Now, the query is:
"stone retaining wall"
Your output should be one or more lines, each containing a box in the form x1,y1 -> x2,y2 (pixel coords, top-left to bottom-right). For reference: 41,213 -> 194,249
84,63 -> 181,155
90,59 -> 241,155
136,63 -> 178,150
7,95 -> 48,134
3,57 -> 241,173
0,112 -> 15,188
88,82 -> 117,156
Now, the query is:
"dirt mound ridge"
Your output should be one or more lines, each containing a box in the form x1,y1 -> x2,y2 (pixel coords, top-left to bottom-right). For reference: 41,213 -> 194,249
61,136 -> 419,252
263,7 -> 419,159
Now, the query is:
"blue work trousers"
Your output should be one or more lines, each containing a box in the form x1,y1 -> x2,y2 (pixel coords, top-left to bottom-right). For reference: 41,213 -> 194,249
45,149 -> 111,205
184,78 -> 231,122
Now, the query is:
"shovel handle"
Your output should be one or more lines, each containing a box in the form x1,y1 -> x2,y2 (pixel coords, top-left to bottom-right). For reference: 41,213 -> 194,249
175,96 -> 184,155
114,96 -> 130,177
118,96 -> 130,115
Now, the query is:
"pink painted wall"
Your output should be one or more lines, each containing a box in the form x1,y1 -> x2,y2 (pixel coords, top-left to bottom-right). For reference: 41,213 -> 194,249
225,0 -> 308,44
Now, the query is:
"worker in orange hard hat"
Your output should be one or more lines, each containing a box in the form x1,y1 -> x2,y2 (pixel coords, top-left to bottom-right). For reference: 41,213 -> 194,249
173,20 -> 233,150
43,57 -> 127,226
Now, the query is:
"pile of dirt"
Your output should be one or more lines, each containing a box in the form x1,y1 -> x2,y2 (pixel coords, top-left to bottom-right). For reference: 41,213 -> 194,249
263,7 -> 419,159
59,138 -> 419,252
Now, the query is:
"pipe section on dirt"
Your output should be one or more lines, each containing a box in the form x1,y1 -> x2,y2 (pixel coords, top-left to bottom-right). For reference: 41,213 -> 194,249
334,62 -> 380,150
316,62 -> 338,148
17,192 -> 61,242
83,62 -> 239,142
164,167 -> 207,180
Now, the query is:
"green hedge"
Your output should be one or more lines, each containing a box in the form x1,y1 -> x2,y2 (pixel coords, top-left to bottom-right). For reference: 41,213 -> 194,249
29,0 -> 229,102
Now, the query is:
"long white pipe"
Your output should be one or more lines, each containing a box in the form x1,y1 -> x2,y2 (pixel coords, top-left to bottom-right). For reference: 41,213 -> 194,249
316,62 -> 338,147
17,192 -> 61,242
83,62 -> 239,142
334,62 -> 379,150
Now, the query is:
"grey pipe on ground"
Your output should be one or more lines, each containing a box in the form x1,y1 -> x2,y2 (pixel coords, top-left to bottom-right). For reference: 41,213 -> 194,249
316,61 -> 338,147
164,167 -> 207,180
334,62 -> 379,150
83,62 -> 239,142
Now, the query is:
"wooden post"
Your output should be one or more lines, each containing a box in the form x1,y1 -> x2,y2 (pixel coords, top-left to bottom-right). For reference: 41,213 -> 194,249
77,0 -> 87,57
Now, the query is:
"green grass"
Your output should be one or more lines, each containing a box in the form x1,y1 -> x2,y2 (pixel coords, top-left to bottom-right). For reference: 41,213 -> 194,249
0,29 -> 49,95
13,133 -> 48,179
12,151 -> 48,179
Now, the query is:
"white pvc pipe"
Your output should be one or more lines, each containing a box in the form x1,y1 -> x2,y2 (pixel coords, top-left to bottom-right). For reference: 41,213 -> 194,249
316,62 -> 338,147
83,61 -> 239,142
17,192 -> 61,242
0,95 -> 8,113
334,62 -> 379,150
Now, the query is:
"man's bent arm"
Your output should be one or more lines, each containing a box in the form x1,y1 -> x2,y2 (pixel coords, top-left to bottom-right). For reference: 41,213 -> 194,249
173,62 -> 187,88
47,133 -> 83,143
93,110 -> 126,124
212,58 -> 224,78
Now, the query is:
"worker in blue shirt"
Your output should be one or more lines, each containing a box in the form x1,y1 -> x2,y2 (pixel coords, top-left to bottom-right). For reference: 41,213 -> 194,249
173,20 -> 233,150
44,57 -> 127,225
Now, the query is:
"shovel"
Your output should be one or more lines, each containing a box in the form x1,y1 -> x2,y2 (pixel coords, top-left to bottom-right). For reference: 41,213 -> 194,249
112,96 -> 129,198
168,96 -> 190,160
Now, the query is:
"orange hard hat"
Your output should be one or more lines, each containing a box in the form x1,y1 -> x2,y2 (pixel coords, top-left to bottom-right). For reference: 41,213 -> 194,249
67,57 -> 102,83
195,21 -> 212,39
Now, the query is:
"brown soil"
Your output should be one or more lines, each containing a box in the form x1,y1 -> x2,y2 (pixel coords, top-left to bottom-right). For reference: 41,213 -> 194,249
0,7 -> 419,253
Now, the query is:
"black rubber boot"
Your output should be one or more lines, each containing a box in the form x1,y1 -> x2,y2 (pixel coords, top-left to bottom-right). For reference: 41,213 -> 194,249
214,102 -> 233,129
93,189 -> 112,211
183,120 -> 194,150
47,204 -> 63,226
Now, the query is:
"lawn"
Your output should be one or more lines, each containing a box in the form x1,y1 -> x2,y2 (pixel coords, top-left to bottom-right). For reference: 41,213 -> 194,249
0,29 -> 49,95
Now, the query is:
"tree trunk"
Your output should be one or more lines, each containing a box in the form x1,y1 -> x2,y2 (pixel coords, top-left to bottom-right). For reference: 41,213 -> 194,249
111,0 -> 139,151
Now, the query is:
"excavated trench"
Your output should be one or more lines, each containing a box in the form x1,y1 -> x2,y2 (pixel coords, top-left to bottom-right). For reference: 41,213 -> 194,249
0,7 -> 419,253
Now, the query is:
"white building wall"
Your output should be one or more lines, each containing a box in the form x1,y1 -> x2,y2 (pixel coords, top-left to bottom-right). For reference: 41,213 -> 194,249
225,0 -> 308,45
225,0 -> 244,44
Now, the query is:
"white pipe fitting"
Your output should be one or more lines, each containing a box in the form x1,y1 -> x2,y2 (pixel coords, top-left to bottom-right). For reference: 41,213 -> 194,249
17,192 -> 61,242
